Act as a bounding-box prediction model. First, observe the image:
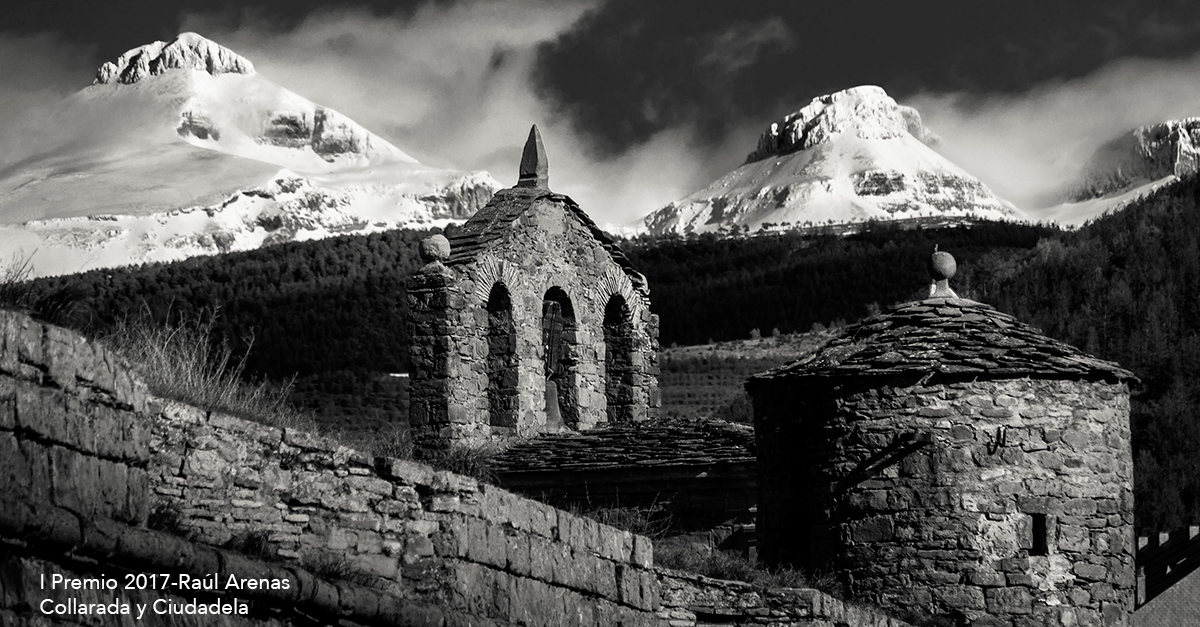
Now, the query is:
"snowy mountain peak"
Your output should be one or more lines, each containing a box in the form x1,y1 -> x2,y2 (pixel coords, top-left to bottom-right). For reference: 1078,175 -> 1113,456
94,32 -> 255,85
1070,119 -> 1200,202
746,85 -> 939,163
0,33 -> 501,277
637,85 -> 1019,236
1038,118 -> 1200,226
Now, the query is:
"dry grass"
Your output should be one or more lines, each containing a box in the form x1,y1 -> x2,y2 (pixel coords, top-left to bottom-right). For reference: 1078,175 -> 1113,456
426,440 -> 506,483
563,499 -> 673,539
0,254 -> 79,323
101,307 -> 315,431
654,535 -> 843,595
300,554 -> 378,587
0,254 -> 34,311
222,529 -> 275,561
335,422 -> 414,460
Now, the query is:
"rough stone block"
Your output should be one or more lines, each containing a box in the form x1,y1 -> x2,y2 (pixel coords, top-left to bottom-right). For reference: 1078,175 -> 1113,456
1073,562 -> 1108,581
0,430 -> 30,501
18,440 -> 53,505
384,458 -> 435,487
632,534 -> 653,568
49,445 -> 99,517
432,469 -> 479,494
969,570 -> 1006,587
851,516 -> 895,543
0,386 -> 14,431
505,531 -> 532,576
986,587 -> 1032,614
351,553 -> 398,579
937,584 -> 987,610
95,458 -> 128,520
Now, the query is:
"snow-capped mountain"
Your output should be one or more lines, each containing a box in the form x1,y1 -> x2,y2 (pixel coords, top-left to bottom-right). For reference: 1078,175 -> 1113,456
1041,119 -> 1200,226
637,86 -> 1023,236
0,33 -> 500,277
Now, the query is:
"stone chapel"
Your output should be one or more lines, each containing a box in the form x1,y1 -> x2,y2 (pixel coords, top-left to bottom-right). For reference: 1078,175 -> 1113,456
406,126 -> 660,458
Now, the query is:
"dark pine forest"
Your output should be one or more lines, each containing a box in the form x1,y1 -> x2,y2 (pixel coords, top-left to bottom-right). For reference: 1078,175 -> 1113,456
26,174 -> 1200,532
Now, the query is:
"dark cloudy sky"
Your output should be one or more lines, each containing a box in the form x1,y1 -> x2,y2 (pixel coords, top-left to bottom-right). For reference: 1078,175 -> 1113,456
7,0 -> 1200,222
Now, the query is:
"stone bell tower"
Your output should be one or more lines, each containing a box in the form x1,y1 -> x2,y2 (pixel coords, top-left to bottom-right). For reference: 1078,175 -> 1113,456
406,126 -> 660,459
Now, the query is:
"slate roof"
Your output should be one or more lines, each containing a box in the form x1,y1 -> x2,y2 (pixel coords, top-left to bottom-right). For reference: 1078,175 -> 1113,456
748,297 -> 1136,387
490,418 -> 755,473
445,186 -> 649,298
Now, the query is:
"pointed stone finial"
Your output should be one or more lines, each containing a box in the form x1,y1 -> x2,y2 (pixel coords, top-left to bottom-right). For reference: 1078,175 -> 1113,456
928,247 -> 959,298
517,125 -> 549,188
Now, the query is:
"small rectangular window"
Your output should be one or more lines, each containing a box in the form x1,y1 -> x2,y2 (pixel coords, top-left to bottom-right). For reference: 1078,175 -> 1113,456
1031,514 -> 1049,556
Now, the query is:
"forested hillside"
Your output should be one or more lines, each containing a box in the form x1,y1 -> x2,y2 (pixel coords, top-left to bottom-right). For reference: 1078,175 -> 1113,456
29,229 -> 432,429
22,185 -> 1200,531
621,221 -> 1058,346
35,228 -> 431,378
969,178 -> 1200,533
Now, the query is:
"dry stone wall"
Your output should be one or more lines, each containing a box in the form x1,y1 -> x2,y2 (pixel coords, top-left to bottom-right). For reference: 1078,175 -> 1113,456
0,309 -> 150,528
755,377 -> 1135,626
0,311 -> 660,626
149,399 -> 660,626
656,569 -> 913,627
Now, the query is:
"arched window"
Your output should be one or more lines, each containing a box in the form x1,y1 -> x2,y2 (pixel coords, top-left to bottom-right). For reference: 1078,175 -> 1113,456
486,283 -> 518,428
604,294 -> 637,423
542,287 -> 578,429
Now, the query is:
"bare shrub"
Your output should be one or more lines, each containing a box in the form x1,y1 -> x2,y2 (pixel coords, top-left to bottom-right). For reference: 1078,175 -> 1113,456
101,306 -> 314,431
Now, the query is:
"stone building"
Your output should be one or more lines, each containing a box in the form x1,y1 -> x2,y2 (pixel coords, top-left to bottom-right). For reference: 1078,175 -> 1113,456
407,126 -> 660,458
746,252 -> 1138,626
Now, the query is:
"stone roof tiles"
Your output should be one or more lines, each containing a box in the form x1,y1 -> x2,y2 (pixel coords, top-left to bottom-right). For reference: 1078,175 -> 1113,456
490,418 -> 755,473
445,186 -> 649,298
748,297 -> 1136,386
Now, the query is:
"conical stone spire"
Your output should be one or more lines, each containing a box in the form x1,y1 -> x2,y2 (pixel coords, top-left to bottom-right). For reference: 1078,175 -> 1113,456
517,125 -> 549,188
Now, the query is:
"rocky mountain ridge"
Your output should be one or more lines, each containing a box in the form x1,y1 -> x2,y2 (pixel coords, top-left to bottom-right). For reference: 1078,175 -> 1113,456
639,86 -> 1021,236
0,33 -> 499,277
3,170 -> 499,278
94,32 -> 254,85
1072,119 -> 1200,201
1039,118 -> 1200,226
744,85 -> 940,163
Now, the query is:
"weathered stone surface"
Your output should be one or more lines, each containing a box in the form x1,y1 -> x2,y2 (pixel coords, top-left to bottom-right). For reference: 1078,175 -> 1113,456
143,397 -> 660,625
749,298 -> 1135,386
750,294 -> 1136,625
409,144 -> 659,457
657,568 -> 915,626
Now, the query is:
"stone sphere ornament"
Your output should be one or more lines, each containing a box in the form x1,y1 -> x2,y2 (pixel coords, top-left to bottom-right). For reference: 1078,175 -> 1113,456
420,234 -> 451,264
929,249 -> 956,281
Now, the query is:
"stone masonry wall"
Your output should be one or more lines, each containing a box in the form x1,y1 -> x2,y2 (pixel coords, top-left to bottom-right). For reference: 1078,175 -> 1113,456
408,196 -> 659,457
0,309 -> 150,528
755,377 -> 1135,627
149,399 -> 660,626
0,311 -> 659,626
656,568 -> 914,627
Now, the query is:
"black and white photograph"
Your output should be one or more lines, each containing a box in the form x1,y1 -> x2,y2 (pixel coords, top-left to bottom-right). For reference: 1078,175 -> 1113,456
0,1 -> 1198,625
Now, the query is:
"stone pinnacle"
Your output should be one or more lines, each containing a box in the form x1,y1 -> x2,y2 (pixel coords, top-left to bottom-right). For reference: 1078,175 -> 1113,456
517,125 -> 549,189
